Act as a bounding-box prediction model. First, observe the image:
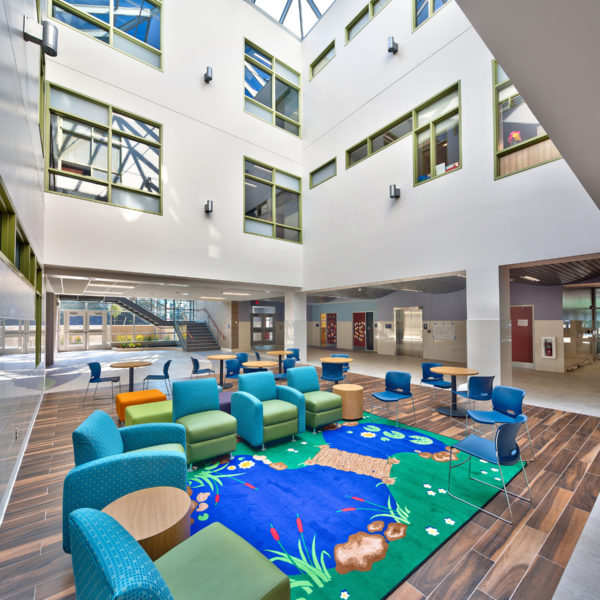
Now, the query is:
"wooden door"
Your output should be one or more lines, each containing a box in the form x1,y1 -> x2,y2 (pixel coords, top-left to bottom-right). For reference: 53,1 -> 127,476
511,306 -> 533,363
326,313 -> 337,345
353,312 -> 366,348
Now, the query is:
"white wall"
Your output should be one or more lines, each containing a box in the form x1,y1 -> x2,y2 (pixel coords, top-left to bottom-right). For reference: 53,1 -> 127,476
301,1 -> 600,292
43,0 -> 303,287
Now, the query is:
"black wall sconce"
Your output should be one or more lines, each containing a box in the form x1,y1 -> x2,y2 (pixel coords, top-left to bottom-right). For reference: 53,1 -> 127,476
204,200 -> 214,214
389,184 -> 401,199
387,36 -> 398,55
204,66 -> 213,83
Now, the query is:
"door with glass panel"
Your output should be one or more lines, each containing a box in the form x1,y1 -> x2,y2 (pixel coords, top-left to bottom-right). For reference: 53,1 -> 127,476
394,307 -> 423,357
62,310 -> 107,351
251,306 -> 275,346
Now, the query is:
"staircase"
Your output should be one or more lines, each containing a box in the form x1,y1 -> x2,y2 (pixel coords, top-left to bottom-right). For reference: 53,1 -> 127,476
105,297 -> 172,326
186,322 -> 220,351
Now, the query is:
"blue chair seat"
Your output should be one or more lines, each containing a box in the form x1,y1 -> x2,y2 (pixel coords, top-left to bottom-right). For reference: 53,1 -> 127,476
426,379 -> 452,389
453,433 -> 520,465
146,374 -> 166,381
91,376 -> 120,383
457,390 -> 490,401
467,409 -> 517,425
372,390 -> 411,403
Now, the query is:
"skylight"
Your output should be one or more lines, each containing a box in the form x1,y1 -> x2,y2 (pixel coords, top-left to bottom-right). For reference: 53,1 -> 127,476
247,0 -> 336,39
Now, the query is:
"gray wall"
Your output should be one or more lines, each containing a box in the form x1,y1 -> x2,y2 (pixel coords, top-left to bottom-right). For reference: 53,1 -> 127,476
510,282 -> 563,320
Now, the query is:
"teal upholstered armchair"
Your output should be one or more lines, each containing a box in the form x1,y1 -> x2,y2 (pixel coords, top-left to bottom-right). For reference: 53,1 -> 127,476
286,366 -> 342,432
63,410 -> 187,553
172,378 -> 237,465
69,508 -> 290,600
231,371 -> 305,448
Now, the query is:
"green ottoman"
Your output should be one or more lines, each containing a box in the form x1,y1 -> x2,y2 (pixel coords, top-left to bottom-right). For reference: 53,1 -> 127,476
125,400 -> 173,426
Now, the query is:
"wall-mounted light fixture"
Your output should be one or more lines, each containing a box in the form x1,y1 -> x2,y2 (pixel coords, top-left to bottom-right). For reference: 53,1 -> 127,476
389,184 -> 401,199
204,66 -> 213,83
204,200 -> 214,214
23,16 -> 58,56
387,36 -> 398,55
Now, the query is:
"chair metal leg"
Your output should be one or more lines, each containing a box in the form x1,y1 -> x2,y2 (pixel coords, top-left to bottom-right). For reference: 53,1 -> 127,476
410,396 -> 416,425
92,382 -> 99,401
525,422 -> 535,462
292,434 -> 296,441
83,382 -> 90,405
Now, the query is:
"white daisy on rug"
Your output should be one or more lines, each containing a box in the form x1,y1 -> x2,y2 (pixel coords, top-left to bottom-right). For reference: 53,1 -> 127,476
227,465 -> 236,470
437,489 -> 447,494
239,460 -> 255,469
423,484 -> 432,489
360,432 -> 376,438
444,518 -> 455,526
340,591 -> 350,599
425,527 -> 439,536
481,470 -> 488,475
427,490 -> 436,496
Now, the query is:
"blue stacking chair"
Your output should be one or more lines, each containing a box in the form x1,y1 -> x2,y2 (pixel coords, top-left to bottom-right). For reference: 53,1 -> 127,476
84,362 -> 121,404
456,375 -> 495,411
287,347 -> 300,362
237,352 -> 259,373
447,420 -> 532,524
274,357 -> 296,381
331,353 -> 350,376
190,356 -> 215,379
321,361 -> 344,385
421,362 -> 452,392
143,360 -> 172,397
466,385 -> 535,461
371,372 -> 414,426
225,359 -> 241,380
253,350 -> 261,361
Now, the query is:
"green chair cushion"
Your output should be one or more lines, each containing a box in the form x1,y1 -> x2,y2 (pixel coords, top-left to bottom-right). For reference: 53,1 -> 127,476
127,443 -> 185,454
177,410 -> 237,443
262,400 -> 297,426
125,400 -> 172,426
155,522 -> 289,600
304,391 -> 342,412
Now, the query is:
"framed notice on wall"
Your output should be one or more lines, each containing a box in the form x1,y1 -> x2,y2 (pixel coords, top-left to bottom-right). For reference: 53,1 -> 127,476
541,336 -> 556,359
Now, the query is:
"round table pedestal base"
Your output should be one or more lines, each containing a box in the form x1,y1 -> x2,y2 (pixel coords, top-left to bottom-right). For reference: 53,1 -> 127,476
221,382 -> 233,390
436,405 -> 468,418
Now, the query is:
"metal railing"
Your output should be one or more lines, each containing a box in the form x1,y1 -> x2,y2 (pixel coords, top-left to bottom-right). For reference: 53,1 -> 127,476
195,308 -> 226,346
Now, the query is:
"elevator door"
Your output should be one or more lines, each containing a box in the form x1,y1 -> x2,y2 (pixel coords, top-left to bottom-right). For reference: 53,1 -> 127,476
395,307 -> 423,357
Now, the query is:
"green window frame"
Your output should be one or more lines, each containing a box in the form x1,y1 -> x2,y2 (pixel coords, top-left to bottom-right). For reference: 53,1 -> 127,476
50,0 -> 162,69
46,83 -> 162,215
244,40 -> 301,137
493,61 -> 560,179
310,41 -> 335,80
310,158 -> 337,189
346,113 -> 412,168
413,0 -> 452,30
244,158 -> 302,244
413,83 -> 461,185
345,0 -> 392,43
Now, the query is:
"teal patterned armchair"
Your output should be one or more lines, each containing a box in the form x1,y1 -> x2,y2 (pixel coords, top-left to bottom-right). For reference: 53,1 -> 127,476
63,410 -> 187,553
231,371 -> 305,448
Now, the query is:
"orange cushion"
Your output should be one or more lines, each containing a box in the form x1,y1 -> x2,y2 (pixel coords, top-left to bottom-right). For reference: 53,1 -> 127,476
115,389 -> 167,422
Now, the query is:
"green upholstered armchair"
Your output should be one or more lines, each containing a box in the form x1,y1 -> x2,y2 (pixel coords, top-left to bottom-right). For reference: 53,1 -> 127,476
231,371 -> 305,449
172,378 -> 237,465
69,508 -> 290,600
286,366 -> 342,432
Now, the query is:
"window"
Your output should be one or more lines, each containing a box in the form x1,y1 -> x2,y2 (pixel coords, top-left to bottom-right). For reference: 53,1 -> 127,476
310,41 -> 335,79
493,61 -> 560,178
310,159 -> 337,188
346,1 -> 392,43
244,41 -> 301,136
414,0 -> 451,28
51,1 -> 162,68
244,158 -> 301,243
347,114 -> 412,168
47,85 -> 162,214
414,84 -> 460,184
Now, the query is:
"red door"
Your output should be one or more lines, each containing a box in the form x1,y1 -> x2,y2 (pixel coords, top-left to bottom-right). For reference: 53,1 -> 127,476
353,312 -> 366,348
326,313 -> 337,345
511,306 -> 533,363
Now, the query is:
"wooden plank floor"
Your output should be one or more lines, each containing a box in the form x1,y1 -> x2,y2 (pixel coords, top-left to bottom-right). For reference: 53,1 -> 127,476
1,371 -> 599,600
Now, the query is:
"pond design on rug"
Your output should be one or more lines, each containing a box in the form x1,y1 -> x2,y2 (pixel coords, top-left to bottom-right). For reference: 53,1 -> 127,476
187,415 -> 521,600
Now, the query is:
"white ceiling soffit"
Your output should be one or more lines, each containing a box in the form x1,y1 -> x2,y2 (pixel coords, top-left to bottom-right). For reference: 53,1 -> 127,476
457,0 -> 600,209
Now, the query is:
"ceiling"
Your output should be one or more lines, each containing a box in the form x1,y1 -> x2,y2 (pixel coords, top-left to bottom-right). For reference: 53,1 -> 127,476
457,0 -> 600,209
45,266 -> 298,302
511,257 -> 600,287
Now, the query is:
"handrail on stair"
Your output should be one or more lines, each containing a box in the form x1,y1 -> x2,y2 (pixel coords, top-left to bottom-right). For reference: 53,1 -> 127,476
196,308 -> 226,343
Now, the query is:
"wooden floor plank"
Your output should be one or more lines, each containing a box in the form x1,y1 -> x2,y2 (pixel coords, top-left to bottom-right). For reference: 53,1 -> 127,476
510,555 -> 564,600
538,506 -> 589,567
426,551 -> 493,600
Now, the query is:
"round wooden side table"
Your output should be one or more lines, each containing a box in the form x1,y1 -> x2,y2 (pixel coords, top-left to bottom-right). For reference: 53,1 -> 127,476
102,486 -> 191,560
333,384 -> 364,420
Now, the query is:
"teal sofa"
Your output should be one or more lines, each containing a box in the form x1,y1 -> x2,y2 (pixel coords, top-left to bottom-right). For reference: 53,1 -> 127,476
172,378 -> 237,465
231,371 -> 305,448
286,366 -> 342,431
69,508 -> 290,600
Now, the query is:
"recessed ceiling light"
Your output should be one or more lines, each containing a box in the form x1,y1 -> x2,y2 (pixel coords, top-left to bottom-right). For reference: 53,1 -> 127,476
87,283 -> 136,289
457,274 -> 466,278
520,275 -> 540,282
200,296 -> 225,301
222,292 -> 251,296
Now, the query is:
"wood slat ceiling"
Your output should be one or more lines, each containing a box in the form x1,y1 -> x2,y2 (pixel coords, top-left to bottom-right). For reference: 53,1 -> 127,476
512,259 -> 600,286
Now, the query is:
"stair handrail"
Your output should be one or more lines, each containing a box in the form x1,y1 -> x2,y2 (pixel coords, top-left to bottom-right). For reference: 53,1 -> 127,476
173,309 -> 189,351
196,308 -> 226,345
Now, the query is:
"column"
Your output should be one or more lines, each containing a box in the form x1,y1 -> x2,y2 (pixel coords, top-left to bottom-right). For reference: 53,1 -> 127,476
284,292 -> 307,362
466,265 -> 512,385
45,292 -> 56,367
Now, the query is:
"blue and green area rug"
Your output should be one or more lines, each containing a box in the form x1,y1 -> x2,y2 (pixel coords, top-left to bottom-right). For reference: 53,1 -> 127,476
187,414 -> 521,600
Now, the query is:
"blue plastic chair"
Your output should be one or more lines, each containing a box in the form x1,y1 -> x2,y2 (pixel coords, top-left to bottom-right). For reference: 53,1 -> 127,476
190,357 -> 215,379
225,359 -> 241,380
331,354 -> 350,374
371,372 -> 414,426
466,385 -> 535,461
456,375 -> 495,410
84,362 -> 121,404
321,361 -> 344,385
236,352 -> 249,363
274,357 -> 297,381
421,362 -> 452,390
447,420 -> 532,524
253,350 -> 261,361
143,360 -> 172,397
287,347 -> 300,362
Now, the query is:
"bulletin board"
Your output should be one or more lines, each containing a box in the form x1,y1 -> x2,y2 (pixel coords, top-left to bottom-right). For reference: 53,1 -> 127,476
432,322 -> 456,341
